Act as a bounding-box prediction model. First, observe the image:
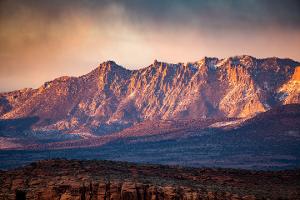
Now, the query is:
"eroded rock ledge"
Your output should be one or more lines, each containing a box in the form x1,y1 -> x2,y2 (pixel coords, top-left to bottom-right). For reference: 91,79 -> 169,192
0,159 -> 299,200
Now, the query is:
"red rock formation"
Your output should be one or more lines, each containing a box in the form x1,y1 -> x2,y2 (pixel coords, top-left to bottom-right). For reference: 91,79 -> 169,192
0,56 -> 299,134
1,159 -> 299,200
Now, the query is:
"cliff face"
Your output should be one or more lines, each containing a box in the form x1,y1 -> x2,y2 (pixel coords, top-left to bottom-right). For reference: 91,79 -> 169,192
10,181 -> 234,200
278,66 -> 300,104
1,159 -> 300,200
0,56 -> 299,133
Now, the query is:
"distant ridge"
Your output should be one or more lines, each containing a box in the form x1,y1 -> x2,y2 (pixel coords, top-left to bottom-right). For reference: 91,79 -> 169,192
0,55 -> 299,134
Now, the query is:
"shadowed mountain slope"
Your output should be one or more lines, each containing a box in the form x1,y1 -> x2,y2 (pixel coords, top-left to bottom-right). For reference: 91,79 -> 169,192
1,104 -> 299,170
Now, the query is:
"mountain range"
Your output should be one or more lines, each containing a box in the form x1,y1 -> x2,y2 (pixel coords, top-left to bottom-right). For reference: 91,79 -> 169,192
0,55 -> 300,170
0,55 -> 299,133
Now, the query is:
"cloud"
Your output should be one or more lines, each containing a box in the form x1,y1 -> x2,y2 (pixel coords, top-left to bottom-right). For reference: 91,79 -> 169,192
0,0 -> 299,91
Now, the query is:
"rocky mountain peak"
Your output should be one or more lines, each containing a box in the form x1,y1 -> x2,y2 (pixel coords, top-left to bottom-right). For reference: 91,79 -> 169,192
151,60 -> 179,69
196,57 -> 219,70
96,60 -> 129,74
0,56 -> 299,134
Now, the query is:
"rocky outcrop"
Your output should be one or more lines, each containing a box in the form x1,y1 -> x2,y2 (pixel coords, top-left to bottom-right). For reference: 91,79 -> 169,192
0,56 -> 299,134
278,66 -> 300,104
6,181 -> 254,200
1,159 -> 299,200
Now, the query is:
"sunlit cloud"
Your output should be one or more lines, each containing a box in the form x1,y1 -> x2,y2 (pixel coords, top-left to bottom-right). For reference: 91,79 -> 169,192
0,0 -> 299,91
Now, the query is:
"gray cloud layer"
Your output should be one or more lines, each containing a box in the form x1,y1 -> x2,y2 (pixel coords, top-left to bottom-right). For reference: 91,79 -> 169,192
2,0 -> 299,28
0,0 -> 299,91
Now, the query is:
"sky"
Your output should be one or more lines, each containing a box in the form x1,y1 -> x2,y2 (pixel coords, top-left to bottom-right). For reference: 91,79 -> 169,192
0,0 -> 300,92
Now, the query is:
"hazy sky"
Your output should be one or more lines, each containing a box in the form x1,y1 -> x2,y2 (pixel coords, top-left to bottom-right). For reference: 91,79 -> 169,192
0,0 -> 300,91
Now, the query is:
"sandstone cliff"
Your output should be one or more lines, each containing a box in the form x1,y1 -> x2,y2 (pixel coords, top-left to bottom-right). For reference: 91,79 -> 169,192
1,159 -> 300,200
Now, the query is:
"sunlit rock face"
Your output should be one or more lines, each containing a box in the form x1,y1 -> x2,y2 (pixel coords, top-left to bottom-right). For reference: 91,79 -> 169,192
0,56 -> 299,133
278,66 -> 300,104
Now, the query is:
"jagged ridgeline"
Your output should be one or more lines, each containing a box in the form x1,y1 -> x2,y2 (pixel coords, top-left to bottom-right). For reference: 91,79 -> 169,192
1,55 -> 299,134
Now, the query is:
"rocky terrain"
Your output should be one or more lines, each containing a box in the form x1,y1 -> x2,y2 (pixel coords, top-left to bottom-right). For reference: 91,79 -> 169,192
0,55 -> 300,170
0,55 -> 299,138
1,159 -> 300,200
0,104 -> 299,170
